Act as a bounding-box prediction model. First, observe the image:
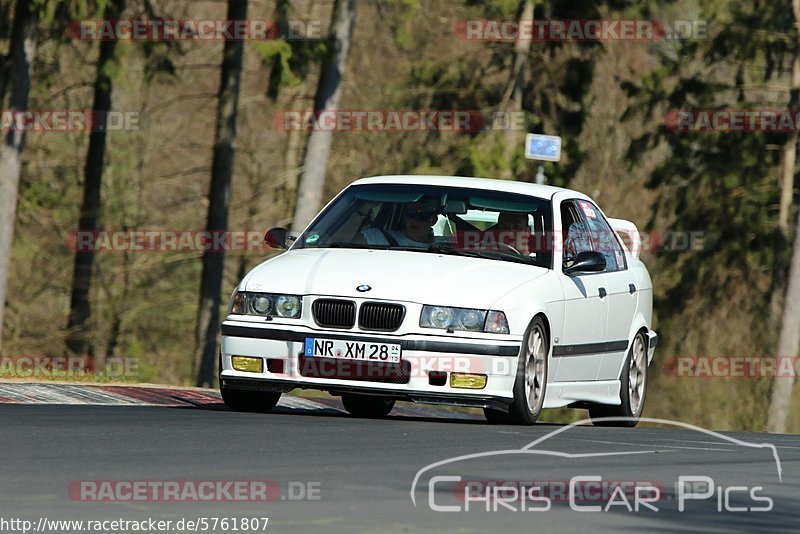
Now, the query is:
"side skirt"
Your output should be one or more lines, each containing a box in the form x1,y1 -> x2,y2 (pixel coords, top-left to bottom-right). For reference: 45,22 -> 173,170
543,380 -> 622,409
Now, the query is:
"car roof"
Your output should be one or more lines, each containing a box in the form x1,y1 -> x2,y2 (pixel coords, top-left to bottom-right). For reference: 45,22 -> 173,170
350,175 -> 589,201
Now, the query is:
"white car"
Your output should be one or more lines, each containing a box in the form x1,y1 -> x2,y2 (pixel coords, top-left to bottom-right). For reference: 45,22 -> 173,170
219,175 -> 657,425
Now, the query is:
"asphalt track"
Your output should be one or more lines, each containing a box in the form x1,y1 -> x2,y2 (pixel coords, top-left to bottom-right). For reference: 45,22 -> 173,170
0,385 -> 799,533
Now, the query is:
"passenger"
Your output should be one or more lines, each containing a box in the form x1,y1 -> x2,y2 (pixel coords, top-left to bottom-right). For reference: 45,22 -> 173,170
491,212 -> 531,255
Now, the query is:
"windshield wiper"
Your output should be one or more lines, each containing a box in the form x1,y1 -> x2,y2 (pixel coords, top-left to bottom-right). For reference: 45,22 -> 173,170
427,243 -> 535,265
316,242 -> 434,252
475,249 -> 537,266
427,243 -> 483,258
316,242 -> 390,250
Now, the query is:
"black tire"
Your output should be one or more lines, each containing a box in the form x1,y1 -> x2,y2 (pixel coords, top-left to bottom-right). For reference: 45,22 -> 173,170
485,317 -> 549,425
221,387 -> 281,413
341,393 -> 395,418
589,331 -> 648,427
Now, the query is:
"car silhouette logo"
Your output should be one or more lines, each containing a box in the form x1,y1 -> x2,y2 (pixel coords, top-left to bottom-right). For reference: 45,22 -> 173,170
356,285 -> 372,292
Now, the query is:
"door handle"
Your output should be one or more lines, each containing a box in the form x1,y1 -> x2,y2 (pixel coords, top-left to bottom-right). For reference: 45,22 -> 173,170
599,288 -> 607,299
629,284 -> 636,294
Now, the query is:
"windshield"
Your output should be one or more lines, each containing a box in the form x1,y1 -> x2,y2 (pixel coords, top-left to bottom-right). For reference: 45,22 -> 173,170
294,183 -> 554,268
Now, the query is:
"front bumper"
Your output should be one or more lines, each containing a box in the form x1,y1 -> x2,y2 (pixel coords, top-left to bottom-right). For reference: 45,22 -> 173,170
647,330 -> 658,365
219,321 -> 522,409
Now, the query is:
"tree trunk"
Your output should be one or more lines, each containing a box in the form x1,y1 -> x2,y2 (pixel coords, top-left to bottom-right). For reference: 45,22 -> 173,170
65,0 -> 125,357
194,0 -> 248,387
779,30 -> 800,233
500,0 -> 534,180
0,0 -> 14,101
282,122 -> 303,224
766,0 -> 800,434
290,0 -> 358,233
767,204 -> 800,433
0,0 -> 38,350
771,0 -> 800,318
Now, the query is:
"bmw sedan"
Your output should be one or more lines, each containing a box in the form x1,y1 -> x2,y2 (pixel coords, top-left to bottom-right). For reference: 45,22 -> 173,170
219,175 -> 657,425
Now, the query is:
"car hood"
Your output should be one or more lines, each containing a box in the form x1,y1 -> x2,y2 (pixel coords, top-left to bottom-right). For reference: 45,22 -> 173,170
242,248 -> 548,309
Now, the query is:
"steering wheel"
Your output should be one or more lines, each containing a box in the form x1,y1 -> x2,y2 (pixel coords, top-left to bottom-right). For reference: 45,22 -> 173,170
476,241 -> 522,256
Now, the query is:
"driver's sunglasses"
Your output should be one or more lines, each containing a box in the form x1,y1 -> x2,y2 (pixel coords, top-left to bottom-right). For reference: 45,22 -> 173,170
404,208 -> 436,221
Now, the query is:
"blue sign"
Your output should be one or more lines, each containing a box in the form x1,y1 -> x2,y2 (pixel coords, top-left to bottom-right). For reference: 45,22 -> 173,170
304,338 -> 315,357
525,134 -> 562,162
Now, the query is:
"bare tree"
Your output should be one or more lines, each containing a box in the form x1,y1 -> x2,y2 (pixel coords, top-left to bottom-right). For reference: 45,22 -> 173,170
290,0 -> 358,233
771,0 -> 800,321
779,6 -> 800,235
766,0 -> 800,434
0,0 -> 38,350
194,0 -> 248,387
500,0 -> 534,179
65,0 -> 127,357
767,205 -> 800,433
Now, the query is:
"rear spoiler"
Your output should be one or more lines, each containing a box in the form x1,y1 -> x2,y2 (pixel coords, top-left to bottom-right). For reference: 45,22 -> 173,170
608,218 -> 642,259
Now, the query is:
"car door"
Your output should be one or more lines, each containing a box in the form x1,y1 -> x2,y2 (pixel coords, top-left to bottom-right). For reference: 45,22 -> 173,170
554,200 -> 608,382
576,200 -> 640,380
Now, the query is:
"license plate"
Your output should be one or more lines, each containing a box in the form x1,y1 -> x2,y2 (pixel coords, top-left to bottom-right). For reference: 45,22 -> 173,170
304,338 -> 402,363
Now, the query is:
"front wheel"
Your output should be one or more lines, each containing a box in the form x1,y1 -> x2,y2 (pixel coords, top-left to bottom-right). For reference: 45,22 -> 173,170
341,393 -> 395,418
485,317 -> 548,425
221,387 -> 281,413
589,331 -> 648,427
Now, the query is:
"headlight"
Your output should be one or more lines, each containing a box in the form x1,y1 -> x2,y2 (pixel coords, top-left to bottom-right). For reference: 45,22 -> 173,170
251,295 -> 272,315
420,305 -> 506,333
275,295 -> 302,318
229,292 -> 302,319
426,306 -> 454,329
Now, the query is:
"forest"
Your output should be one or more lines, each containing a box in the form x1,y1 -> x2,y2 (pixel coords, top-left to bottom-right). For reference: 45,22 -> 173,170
1,0 -> 799,432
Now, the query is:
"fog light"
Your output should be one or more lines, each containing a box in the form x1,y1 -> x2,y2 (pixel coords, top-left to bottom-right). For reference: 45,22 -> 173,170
232,356 -> 264,373
450,373 -> 487,389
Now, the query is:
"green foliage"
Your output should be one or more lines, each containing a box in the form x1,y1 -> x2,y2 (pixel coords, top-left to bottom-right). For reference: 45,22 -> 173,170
625,1 -> 794,327
375,0 -> 421,50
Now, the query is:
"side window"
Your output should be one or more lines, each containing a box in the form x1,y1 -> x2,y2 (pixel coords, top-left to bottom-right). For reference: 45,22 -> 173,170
575,200 -> 626,272
560,201 -> 592,266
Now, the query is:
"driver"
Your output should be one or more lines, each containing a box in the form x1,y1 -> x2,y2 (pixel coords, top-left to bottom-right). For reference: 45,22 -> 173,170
491,211 -> 531,255
360,202 -> 438,247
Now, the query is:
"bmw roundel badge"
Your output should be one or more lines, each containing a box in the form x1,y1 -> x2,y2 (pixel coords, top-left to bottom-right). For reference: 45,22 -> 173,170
356,285 -> 372,292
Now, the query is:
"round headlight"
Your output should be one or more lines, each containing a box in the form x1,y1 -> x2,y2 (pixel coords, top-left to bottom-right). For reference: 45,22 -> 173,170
275,295 -> 301,318
428,306 -> 454,329
251,295 -> 272,315
458,309 -> 484,330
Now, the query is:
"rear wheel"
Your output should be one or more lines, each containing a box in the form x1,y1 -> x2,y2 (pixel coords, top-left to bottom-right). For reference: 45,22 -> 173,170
221,387 -> 281,413
589,331 -> 647,427
484,317 -> 548,425
341,393 -> 395,418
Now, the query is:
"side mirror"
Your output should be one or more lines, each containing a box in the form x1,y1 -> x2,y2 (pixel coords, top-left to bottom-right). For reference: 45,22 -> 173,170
564,251 -> 606,274
264,227 -> 289,250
